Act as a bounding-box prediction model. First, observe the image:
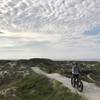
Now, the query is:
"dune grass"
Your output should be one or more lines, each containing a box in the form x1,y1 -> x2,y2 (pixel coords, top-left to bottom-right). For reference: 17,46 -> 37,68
0,72 -> 86,100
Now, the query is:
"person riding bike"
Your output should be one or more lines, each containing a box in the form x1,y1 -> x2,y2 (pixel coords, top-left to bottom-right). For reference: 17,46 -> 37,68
72,62 -> 81,81
71,62 -> 83,92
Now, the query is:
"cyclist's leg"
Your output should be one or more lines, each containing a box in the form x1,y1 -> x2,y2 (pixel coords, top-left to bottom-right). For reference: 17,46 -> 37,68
72,74 -> 74,78
73,74 -> 76,87
76,74 -> 79,80
75,74 -> 79,88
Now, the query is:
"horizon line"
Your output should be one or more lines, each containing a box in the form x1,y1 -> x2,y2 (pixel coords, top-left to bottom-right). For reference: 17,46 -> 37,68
0,57 -> 99,61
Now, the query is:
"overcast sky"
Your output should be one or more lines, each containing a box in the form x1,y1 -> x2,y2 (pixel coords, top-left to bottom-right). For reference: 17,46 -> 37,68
0,0 -> 100,60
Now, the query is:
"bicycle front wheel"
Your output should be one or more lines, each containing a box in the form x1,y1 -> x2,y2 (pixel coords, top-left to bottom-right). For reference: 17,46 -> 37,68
77,80 -> 83,92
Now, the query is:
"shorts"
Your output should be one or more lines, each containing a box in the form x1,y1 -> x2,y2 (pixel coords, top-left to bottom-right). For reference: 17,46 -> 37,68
72,74 -> 79,79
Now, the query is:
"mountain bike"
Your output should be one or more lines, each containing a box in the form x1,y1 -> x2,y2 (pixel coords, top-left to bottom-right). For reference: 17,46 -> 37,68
71,75 -> 83,92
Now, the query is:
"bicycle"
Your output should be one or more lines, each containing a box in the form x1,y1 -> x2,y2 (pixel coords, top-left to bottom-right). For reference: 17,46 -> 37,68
71,75 -> 83,92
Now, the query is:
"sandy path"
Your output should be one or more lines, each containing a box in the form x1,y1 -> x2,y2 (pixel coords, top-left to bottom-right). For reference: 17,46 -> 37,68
32,67 -> 100,100
87,74 -> 95,82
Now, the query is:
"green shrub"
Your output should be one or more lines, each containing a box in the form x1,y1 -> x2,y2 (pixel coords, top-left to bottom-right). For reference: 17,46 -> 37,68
0,72 -> 86,100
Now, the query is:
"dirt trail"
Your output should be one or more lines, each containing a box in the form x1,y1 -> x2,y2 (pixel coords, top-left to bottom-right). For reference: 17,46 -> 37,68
32,67 -> 100,100
87,74 -> 95,82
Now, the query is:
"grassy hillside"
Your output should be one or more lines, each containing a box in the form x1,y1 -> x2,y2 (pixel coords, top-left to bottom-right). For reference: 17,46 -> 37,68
0,58 -> 99,100
0,58 -> 99,87
89,62 -> 100,86
37,60 -> 100,86
0,72 -> 86,100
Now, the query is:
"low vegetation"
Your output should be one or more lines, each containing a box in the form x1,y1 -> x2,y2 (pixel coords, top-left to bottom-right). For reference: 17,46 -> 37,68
0,58 -> 99,100
0,72 -> 86,100
37,60 -> 100,86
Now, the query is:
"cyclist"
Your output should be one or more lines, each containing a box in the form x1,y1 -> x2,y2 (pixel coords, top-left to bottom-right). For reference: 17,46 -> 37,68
72,62 -> 81,80
71,62 -> 83,92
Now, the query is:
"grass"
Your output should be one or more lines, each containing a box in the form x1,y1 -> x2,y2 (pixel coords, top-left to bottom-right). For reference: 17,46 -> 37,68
39,61 -> 100,87
0,72 -> 86,100
89,63 -> 100,87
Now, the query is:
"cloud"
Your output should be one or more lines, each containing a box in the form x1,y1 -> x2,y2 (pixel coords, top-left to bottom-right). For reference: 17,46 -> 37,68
0,31 -> 62,49
84,25 -> 100,36
0,0 -> 100,32
0,0 -> 100,59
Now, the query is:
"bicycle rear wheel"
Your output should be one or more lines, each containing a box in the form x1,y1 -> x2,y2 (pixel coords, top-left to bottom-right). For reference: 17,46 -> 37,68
71,77 -> 75,87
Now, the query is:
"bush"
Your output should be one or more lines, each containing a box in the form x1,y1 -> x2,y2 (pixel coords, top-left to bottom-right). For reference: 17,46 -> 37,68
0,72 -> 86,100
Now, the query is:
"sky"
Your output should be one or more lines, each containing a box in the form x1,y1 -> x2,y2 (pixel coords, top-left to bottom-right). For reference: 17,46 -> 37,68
0,0 -> 100,60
